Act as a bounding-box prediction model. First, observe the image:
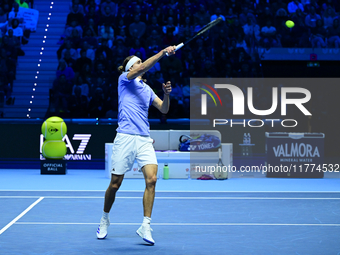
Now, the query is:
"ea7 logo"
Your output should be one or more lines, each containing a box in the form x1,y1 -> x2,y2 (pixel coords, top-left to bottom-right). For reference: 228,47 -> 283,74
201,84 -> 312,116
40,134 -> 91,154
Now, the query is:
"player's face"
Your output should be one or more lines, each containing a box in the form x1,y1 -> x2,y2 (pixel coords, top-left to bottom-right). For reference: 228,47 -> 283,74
131,59 -> 145,76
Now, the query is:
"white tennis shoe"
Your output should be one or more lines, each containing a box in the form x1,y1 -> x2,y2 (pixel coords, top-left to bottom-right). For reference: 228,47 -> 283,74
96,217 -> 110,239
136,224 -> 155,245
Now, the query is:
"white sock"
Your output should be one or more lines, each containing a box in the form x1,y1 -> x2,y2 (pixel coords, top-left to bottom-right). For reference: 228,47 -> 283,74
143,216 -> 151,225
103,211 -> 109,219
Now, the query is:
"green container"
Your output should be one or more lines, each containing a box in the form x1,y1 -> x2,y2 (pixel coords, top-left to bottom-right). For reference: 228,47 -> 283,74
163,164 -> 169,180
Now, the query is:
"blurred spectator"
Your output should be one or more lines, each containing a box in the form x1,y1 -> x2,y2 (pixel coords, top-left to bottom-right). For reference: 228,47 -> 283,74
275,8 -> 288,28
66,4 -> 84,27
225,8 -> 238,26
178,16 -> 193,37
305,6 -> 321,28
0,48 -> 16,101
148,16 -> 162,34
69,0 -> 84,14
72,75 -> 89,98
260,20 -> 279,48
77,41 -> 95,61
161,53 -> 182,81
74,49 -> 92,73
56,59 -> 75,82
194,4 -> 210,24
0,7 -> 8,32
243,17 -> 261,44
68,84 -> 88,117
99,5 -> 115,26
210,7 -> 226,22
288,0 -> 304,14
236,33 -> 248,53
99,23 -> 114,48
80,27 -> 98,49
201,59 -> 218,77
271,0 -> 287,14
146,38 -> 161,58
95,39 -> 113,60
226,0 -> 242,14
7,18 -> 23,38
68,28 -> 82,49
84,6 -> 100,29
3,29 -> 22,58
229,19 -> 244,39
94,56 -> 110,79
115,6 -> 130,26
162,27 -> 178,48
132,5 -> 147,23
8,3 -> 24,25
88,87 -> 106,117
239,7 -> 256,26
85,0 -> 99,13
61,40 -> 77,60
65,20 -> 83,38
129,38 -> 146,60
129,15 -> 146,39
310,19 -> 327,47
322,7 -> 337,28
327,18 -> 340,47
100,0 -> 116,16
80,63 -> 93,84
63,50 -> 76,69
111,37 -> 128,63
146,29 -> 161,48
52,74 -> 73,112
163,17 -> 179,35
258,7 -> 273,28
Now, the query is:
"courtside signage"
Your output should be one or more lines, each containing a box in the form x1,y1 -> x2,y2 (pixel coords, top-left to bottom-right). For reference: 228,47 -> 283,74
40,134 -> 92,160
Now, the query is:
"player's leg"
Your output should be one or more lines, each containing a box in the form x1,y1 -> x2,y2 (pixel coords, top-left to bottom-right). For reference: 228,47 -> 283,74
136,164 -> 158,245
97,133 -> 136,239
104,173 -> 124,213
142,164 -> 158,218
97,174 -> 124,239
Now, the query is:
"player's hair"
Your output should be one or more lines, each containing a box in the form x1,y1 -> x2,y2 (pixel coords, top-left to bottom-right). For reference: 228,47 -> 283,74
118,55 -> 135,74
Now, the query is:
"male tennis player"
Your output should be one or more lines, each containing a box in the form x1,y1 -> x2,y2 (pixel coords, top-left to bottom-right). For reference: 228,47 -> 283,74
96,45 -> 176,245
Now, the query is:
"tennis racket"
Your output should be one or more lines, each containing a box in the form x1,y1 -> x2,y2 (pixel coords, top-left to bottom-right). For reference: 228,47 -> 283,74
214,148 -> 228,180
166,17 -> 223,56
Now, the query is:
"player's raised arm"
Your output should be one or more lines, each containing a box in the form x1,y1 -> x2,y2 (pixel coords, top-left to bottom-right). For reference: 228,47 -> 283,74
127,46 -> 176,80
152,81 -> 172,114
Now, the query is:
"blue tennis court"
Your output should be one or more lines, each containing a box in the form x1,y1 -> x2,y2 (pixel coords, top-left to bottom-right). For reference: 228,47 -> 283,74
1,170 -> 340,255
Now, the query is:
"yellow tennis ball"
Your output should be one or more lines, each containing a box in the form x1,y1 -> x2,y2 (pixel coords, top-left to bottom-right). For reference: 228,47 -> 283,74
41,116 -> 67,140
286,20 -> 295,28
42,140 -> 67,159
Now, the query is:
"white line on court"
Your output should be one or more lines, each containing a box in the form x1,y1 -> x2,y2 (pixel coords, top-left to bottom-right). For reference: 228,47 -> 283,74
14,222 -> 340,227
1,196 -> 340,200
0,197 -> 44,235
1,190 -> 340,193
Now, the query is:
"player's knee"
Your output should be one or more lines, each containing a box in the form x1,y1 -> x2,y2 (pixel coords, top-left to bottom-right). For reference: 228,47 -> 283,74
146,175 -> 157,188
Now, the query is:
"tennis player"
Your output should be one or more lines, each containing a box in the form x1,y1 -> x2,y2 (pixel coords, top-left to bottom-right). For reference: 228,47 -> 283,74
96,45 -> 176,245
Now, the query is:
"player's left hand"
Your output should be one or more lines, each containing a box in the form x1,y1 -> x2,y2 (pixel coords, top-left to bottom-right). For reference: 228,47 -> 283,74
162,81 -> 172,95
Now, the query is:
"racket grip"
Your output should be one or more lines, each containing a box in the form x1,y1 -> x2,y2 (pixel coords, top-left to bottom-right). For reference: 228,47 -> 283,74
166,43 -> 184,56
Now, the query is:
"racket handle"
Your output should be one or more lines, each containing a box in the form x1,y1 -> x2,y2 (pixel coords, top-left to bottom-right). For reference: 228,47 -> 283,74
166,43 -> 184,56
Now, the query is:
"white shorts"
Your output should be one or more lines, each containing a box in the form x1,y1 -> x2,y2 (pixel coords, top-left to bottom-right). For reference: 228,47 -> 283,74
110,133 -> 157,175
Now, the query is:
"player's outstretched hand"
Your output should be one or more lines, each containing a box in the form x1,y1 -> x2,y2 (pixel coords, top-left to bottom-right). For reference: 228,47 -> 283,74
162,81 -> 172,95
163,46 -> 176,56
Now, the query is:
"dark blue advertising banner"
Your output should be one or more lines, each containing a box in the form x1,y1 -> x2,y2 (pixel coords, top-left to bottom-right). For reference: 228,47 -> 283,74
266,132 -> 325,178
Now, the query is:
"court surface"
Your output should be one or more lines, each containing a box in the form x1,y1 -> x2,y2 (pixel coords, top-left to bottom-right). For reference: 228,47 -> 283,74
1,170 -> 340,255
